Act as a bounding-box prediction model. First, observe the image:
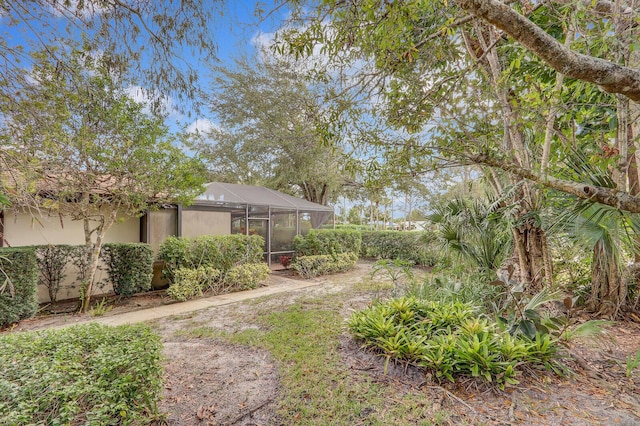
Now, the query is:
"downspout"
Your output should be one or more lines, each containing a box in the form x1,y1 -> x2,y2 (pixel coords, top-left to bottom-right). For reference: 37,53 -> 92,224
176,205 -> 183,237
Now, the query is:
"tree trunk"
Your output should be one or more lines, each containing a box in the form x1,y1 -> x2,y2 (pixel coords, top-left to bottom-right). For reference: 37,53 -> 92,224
79,210 -> 117,313
588,240 -> 625,318
512,219 -> 548,293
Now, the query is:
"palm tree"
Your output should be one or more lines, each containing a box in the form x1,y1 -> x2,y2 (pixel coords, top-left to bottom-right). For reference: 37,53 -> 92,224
429,196 -> 512,277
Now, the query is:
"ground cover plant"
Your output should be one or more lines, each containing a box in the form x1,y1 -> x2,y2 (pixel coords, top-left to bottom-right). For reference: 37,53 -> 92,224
0,323 -> 163,425
348,297 -> 560,387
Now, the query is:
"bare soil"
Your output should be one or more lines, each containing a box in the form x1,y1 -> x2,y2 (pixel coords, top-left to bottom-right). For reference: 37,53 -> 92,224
7,263 -> 640,425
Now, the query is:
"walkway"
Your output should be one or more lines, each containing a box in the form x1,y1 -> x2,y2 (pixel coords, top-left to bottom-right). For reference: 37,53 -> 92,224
50,274 -> 325,330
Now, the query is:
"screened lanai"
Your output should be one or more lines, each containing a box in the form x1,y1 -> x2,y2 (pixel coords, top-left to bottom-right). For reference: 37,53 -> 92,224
142,182 -> 334,266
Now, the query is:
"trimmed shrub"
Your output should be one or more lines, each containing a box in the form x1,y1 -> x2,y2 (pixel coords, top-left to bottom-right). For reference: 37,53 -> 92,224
35,244 -> 76,303
293,229 -> 362,257
167,266 -> 221,302
101,243 -> 154,297
0,247 -> 38,326
360,231 -> 436,266
0,323 -> 163,424
224,262 -> 270,290
292,252 -> 358,279
158,234 -> 264,282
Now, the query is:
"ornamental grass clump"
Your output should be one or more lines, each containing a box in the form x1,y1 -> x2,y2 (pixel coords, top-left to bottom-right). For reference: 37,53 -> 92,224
348,297 -> 562,387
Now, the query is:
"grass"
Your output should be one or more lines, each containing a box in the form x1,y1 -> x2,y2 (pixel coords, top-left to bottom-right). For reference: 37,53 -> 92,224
173,282 -> 469,425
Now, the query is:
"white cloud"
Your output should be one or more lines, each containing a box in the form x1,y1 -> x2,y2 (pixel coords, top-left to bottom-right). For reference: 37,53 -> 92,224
186,118 -> 219,135
125,85 -> 183,120
48,0 -> 108,19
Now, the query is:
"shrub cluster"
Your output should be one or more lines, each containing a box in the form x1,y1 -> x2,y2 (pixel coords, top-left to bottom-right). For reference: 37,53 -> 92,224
0,323 -> 163,424
348,297 -> 561,387
293,229 -> 362,257
0,248 -> 39,327
100,243 -> 154,297
158,234 -> 264,281
224,262 -> 271,290
167,266 -> 221,302
360,231 -> 436,266
292,252 -> 358,279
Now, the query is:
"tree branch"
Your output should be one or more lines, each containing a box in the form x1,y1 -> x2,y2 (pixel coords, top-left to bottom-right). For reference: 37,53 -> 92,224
456,0 -> 640,101
469,153 -> 640,213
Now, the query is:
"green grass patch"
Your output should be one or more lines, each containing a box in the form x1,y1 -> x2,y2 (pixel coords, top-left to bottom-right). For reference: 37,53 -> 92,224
219,293 -> 443,425
174,325 -> 230,339
0,323 -> 163,425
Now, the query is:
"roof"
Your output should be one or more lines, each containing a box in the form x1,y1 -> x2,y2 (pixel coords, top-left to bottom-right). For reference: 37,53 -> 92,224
195,182 -> 333,211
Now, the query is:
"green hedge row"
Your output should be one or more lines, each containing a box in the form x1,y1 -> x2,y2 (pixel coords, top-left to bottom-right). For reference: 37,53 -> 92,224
158,234 -> 264,282
0,248 -> 39,327
291,253 -> 358,279
360,231 -> 436,266
293,229 -> 362,257
0,323 -> 163,424
165,262 -> 271,302
101,243 -> 154,297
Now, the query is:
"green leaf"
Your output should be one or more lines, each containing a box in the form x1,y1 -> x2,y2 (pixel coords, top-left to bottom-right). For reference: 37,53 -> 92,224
519,320 -> 537,340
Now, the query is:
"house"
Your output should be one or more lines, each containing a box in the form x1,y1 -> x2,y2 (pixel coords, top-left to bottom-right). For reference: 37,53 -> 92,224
1,182 -> 334,302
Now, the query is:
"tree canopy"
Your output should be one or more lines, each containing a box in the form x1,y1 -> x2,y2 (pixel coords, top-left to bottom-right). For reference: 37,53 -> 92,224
197,53 -> 352,205
1,48 -> 207,311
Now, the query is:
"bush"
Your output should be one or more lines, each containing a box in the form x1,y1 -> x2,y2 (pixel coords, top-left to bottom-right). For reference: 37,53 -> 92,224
348,297 -> 562,387
158,234 -> 264,282
0,248 -> 38,327
100,243 -> 154,298
292,252 -> 358,279
293,229 -> 362,257
34,245 -> 76,303
224,262 -> 270,290
167,266 -> 221,302
0,323 -> 162,425
360,231 -> 437,266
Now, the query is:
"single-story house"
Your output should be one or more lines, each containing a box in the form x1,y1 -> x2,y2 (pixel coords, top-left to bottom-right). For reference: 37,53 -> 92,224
1,182 -> 334,302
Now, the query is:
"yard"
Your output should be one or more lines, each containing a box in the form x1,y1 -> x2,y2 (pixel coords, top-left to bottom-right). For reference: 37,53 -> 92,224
4,261 -> 640,425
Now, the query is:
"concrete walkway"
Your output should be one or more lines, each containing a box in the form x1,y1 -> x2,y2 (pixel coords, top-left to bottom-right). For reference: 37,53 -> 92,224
50,275 -> 325,330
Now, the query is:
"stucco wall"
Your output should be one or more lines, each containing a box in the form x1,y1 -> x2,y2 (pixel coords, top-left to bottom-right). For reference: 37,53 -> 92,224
181,210 -> 231,237
3,210 -> 140,247
2,210 -> 140,303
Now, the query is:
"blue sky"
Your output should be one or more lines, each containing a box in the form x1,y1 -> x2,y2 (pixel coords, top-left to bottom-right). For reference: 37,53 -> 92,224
0,0 -> 288,133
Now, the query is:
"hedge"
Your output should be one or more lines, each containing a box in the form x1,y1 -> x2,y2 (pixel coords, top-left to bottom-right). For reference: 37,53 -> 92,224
291,252 -> 358,279
0,248 -> 38,327
158,234 -> 264,282
360,231 -> 436,266
293,229 -> 362,257
167,266 -> 221,302
100,243 -> 154,298
224,262 -> 270,290
0,323 -> 163,425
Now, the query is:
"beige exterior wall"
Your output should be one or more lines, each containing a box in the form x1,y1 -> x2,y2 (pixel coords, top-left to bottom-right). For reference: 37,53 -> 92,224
3,210 -> 140,303
3,210 -> 140,247
181,210 -> 231,237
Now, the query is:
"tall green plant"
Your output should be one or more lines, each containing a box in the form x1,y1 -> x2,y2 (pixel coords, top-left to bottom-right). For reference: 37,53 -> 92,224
429,197 -> 512,275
